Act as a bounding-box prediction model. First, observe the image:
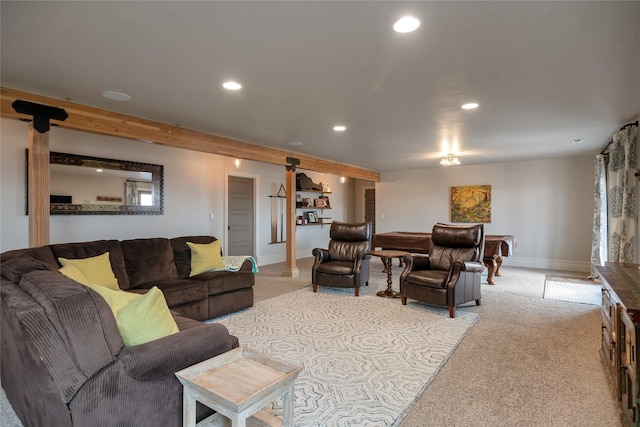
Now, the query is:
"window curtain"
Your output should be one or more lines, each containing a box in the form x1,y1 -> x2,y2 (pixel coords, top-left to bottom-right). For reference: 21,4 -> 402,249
591,123 -> 639,277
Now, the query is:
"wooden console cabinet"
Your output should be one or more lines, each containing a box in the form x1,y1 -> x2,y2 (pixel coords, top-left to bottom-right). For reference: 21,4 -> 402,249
597,263 -> 640,426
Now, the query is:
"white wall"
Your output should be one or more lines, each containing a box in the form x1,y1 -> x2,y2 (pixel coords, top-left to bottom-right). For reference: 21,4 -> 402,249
0,118 -> 355,265
376,156 -> 596,272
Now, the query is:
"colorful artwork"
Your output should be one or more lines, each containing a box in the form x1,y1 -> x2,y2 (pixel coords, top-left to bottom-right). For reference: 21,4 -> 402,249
451,185 -> 491,223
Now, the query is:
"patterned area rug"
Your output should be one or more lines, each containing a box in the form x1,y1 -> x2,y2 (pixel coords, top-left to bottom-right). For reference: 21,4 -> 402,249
211,286 -> 478,426
543,275 -> 601,306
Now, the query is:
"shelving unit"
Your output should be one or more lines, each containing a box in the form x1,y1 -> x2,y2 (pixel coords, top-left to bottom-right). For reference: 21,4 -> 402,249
296,188 -> 332,227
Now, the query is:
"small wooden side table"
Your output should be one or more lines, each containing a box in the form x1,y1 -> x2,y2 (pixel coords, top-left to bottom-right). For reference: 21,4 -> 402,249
176,347 -> 302,427
370,249 -> 409,298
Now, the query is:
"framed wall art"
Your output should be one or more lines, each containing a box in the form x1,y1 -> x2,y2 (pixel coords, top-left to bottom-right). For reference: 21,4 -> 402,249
450,185 -> 491,223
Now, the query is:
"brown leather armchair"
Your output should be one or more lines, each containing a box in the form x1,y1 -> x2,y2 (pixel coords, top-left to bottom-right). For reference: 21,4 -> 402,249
400,223 -> 485,317
312,222 -> 372,296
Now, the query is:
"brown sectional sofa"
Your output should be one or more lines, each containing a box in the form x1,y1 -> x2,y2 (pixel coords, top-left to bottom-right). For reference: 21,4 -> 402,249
0,235 -> 256,427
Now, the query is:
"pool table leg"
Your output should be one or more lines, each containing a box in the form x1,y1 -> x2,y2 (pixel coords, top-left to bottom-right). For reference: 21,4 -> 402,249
483,256 -> 497,285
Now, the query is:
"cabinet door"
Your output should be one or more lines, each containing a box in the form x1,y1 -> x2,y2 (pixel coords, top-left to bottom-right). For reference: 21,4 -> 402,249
619,309 -> 637,425
602,287 -> 620,398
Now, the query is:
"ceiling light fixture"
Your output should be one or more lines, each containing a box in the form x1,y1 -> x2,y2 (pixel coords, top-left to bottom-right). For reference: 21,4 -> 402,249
461,102 -> 479,110
440,153 -> 460,166
333,125 -> 346,132
222,81 -> 242,91
102,90 -> 131,101
288,141 -> 303,146
394,16 -> 421,33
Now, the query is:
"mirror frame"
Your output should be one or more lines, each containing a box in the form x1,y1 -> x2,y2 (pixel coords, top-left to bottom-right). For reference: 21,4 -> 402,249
26,150 -> 164,215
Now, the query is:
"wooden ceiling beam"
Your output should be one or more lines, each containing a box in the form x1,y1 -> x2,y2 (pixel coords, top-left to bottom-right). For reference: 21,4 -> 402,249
1,87 -> 380,182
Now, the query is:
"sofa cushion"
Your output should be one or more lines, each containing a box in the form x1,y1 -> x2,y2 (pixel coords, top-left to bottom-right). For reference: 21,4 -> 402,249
17,270 -> 124,379
120,238 -> 179,288
133,279 -> 208,308
90,285 -> 179,347
1,246 -> 58,267
1,255 -> 55,283
49,240 -> 130,289
58,252 -> 120,290
187,240 -> 223,276
190,270 -> 255,296
171,236 -> 218,279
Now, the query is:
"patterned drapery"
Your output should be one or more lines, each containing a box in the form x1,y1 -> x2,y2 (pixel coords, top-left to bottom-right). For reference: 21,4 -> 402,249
591,123 -> 638,278
590,155 -> 608,278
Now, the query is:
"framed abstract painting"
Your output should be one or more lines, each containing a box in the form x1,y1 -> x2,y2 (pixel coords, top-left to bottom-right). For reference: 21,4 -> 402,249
450,185 -> 491,223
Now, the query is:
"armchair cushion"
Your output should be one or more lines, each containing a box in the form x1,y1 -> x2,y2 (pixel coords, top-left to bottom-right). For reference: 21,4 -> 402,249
403,270 -> 449,289
317,260 -> 355,276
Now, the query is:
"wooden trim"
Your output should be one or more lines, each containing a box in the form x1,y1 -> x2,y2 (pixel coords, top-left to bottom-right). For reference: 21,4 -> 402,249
1,87 -> 380,182
27,125 -> 50,247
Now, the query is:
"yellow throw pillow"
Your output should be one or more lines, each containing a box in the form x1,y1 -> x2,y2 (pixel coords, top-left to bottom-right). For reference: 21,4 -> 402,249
59,263 -> 91,286
187,240 -> 223,277
90,285 -> 179,347
58,252 -> 120,290
89,284 -> 140,315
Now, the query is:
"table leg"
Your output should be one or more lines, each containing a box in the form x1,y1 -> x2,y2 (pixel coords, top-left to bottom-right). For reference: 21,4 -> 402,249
183,393 -> 196,427
376,257 -> 400,298
494,255 -> 504,276
483,256 -> 496,285
230,414 -> 247,427
381,256 -> 388,273
282,383 -> 295,427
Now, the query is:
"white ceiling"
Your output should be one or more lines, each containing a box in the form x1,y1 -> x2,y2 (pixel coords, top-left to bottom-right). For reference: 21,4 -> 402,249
2,1 -> 639,172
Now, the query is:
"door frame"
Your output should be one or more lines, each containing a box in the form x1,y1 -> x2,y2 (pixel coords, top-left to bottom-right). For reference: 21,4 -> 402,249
224,170 -> 260,260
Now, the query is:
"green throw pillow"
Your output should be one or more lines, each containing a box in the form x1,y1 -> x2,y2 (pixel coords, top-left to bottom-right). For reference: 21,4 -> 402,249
187,240 -> 223,276
58,252 -> 120,290
59,263 -> 91,286
90,285 -> 179,347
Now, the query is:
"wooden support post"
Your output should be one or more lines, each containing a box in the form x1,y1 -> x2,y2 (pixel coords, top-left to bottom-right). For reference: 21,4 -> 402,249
28,125 -> 50,247
13,99 -> 68,247
283,166 -> 299,278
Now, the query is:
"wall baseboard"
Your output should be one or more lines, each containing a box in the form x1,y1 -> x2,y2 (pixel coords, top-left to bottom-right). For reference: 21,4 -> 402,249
501,257 -> 590,273
259,254 -> 591,273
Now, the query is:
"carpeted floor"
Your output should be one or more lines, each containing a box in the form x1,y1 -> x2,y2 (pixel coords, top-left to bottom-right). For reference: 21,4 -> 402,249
1,259 -> 622,426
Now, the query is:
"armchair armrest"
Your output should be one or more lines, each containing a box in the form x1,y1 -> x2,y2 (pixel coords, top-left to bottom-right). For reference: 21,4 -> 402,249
459,261 -> 485,273
312,248 -> 330,263
119,322 -> 236,380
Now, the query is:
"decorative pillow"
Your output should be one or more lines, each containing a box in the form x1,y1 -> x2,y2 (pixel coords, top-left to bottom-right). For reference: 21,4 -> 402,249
90,285 -> 179,347
187,240 -> 223,277
59,263 -> 91,286
58,252 -> 120,290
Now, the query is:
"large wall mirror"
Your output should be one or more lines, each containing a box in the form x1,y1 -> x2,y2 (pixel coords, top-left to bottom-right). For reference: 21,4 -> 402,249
26,150 -> 164,215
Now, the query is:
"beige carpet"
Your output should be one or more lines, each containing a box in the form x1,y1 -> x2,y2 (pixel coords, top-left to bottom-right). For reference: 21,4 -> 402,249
257,259 -> 621,426
1,259 -> 622,426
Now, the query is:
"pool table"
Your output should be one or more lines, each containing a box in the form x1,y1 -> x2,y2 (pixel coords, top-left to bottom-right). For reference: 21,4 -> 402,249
372,231 -> 516,285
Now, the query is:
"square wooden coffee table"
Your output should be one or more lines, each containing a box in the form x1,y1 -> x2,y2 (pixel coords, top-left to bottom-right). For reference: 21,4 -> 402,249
175,347 -> 302,427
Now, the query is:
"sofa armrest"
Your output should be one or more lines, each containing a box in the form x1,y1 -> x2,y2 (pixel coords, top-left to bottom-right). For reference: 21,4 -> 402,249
119,322 -> 236,380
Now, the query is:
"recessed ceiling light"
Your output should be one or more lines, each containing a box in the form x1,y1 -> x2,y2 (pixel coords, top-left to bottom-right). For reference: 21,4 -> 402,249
288,141 -> 303,146
96,169 -> 103,173
333,125 -> 347,132
102,90 -> 131,101
222,81 -> 242,91
461,103 -> 479,110
393,16 -> 421,33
